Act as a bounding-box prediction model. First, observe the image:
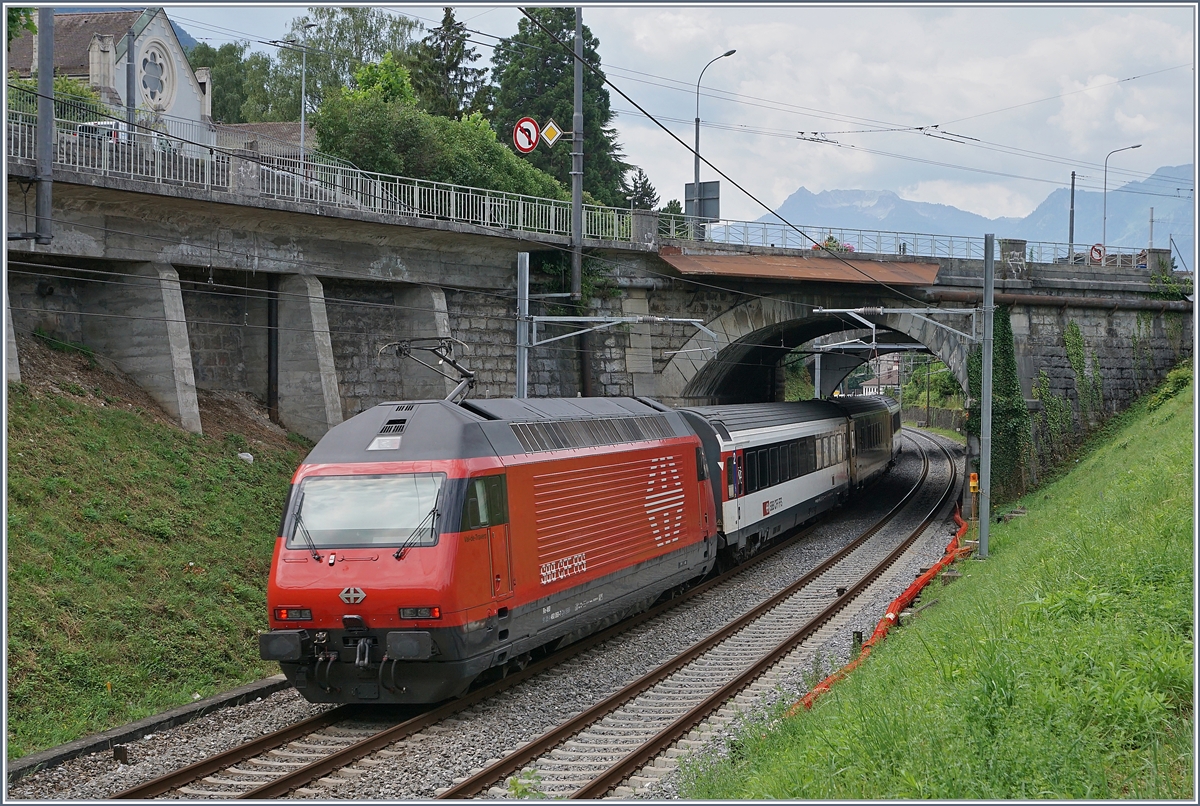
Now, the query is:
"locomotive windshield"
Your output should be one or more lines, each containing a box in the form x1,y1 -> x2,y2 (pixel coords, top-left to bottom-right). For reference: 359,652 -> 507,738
287,473 -> 446,548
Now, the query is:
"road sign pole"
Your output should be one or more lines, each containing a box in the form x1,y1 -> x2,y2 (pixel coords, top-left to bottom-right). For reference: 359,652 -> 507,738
517,252 -> 530,398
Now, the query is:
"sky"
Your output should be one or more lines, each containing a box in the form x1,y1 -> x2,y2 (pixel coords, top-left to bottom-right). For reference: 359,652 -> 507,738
168,3 -> 1197,224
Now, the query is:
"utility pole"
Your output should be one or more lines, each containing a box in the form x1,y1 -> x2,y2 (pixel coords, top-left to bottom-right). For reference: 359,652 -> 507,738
1149,207 -> 1154,249
35,8 -> 54,245
1068,170 -> 1075,261
570,8 -> 583,301
125,27 -> 135,135
571,8 -> 592,396
979,233 -> 996,560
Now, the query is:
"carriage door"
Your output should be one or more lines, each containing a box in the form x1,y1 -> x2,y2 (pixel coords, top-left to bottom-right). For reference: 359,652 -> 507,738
847,422 -> 858,488
481,475 -> 513,600
733,449 -> 745,532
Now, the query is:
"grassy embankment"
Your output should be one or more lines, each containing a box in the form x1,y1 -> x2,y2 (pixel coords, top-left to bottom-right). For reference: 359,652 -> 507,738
6,383 -> 305,759
903,422 -> 965,445
682,370 -> 1194,798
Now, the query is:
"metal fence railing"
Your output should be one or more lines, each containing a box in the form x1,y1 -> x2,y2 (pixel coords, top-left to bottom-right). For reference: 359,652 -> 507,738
658,213 -> 1146,263
5,98 -> 1150,264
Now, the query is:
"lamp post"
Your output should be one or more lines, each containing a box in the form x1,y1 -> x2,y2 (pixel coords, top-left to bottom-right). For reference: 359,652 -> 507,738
693,49 -> 736,218
297,22 -> 316,170
1102,143 -> 1141,265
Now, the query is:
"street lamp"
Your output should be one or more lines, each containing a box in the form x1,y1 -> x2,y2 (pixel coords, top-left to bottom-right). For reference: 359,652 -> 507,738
693,49 -> 736,218
296,22 -> 317,169
1102,143 -> 1141,265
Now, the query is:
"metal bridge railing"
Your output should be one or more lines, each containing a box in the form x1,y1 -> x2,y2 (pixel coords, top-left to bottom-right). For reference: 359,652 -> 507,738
5,100 -> 1148,263
658,213 -> 1146,262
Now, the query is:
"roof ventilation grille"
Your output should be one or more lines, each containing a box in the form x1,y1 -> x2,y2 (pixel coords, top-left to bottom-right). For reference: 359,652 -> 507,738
379,418 -> 407,435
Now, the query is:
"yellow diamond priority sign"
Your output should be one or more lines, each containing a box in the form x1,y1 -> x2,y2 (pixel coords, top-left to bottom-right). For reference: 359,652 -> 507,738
541,119 -> 563,148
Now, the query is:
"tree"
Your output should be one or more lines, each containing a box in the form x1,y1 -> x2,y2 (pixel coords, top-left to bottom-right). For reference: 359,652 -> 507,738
659,199 -> 683,215
351,51 -> 416,105
623,168 -> 658,209
7,8 -> 35,50
7,72 -> 105,121
312,57 -> 566,200
490,8 -> 629,207
269,7 -> 421,122
186,41 -> 258,124
409,7 -> 489,118
236,51 -> 278,122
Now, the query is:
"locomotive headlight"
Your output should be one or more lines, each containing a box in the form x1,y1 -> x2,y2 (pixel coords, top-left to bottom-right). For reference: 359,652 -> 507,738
399,606 -> 441,619
274,607 -> 313,621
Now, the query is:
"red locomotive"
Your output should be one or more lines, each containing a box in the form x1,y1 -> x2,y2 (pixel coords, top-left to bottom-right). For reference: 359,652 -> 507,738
260,395 -> 900,704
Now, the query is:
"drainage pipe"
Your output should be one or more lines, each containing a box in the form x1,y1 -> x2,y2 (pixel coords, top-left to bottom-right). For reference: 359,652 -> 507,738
267,274 -> 279,423
34,9 -> 54,245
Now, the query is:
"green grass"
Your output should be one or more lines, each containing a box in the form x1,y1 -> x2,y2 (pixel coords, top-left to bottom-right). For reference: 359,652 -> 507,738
904,422 -> 966,445
681,379 -> 1194,799
5,384 -> 304,759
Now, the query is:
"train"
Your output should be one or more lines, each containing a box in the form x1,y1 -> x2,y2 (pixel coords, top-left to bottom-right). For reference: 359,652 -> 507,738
259,394 -> 902,704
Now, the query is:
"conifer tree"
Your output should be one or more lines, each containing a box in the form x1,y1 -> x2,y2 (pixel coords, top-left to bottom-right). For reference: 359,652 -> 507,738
409,7 -> 490,118
490,8 -> 629,207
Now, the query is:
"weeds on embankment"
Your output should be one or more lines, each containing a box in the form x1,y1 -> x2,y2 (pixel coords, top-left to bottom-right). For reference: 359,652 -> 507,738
5,384 -> 303,759
681,378 -> 1193,799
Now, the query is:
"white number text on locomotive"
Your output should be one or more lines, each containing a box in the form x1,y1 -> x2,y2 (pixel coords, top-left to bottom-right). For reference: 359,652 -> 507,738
541,552 -> 587,585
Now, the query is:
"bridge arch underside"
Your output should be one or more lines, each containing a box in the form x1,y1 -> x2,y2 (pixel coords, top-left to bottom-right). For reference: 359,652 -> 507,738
661,294 -> 974,405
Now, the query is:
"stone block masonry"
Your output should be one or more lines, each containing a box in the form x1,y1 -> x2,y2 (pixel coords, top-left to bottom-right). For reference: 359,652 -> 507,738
6,270 -> 87,350
178,268 -> 269,401
323,279 -> 453,417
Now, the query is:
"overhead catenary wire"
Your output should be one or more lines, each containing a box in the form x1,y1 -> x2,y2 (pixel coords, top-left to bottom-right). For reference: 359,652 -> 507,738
170,6 -> 1187,190
516,8 -> 942,309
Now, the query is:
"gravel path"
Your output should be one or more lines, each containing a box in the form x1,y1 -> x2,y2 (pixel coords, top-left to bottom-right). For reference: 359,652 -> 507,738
6,431 -> 962,801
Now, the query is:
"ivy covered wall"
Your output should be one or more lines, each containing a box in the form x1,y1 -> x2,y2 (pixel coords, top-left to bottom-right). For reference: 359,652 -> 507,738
967,305 -> 1032,500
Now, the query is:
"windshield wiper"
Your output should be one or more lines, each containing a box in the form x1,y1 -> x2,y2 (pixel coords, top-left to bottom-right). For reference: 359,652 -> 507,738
394,490 -> 441,561
292,491 -> 322,563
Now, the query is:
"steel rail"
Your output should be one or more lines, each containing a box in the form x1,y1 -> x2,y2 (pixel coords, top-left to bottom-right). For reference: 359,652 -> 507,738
438,434 -> 940,799
571,432 -> 957,799
112,435 -> 931,800
111,706 -> 356,798
111,520 -> 809,800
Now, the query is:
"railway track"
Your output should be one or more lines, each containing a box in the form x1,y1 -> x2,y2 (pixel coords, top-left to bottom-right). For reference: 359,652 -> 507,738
438,430 -> 957,799
114,432 -> 953,800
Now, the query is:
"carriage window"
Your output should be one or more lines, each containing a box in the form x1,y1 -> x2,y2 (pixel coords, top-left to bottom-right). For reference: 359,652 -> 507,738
769,447 -> 779,486
746,450 -> 758,493
726,457 -> 737,498
759,450 -> 770,490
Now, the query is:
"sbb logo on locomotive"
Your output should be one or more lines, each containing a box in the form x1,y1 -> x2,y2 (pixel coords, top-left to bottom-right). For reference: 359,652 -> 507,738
540,552 -> 587,585
763,498 -> 784,516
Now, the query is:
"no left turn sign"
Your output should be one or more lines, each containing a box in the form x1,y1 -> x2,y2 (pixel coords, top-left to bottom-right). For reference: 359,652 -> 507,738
513,117 -> 539,153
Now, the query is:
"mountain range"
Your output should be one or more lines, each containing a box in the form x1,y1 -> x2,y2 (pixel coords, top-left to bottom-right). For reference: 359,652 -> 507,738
760,165 -> 1194,270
